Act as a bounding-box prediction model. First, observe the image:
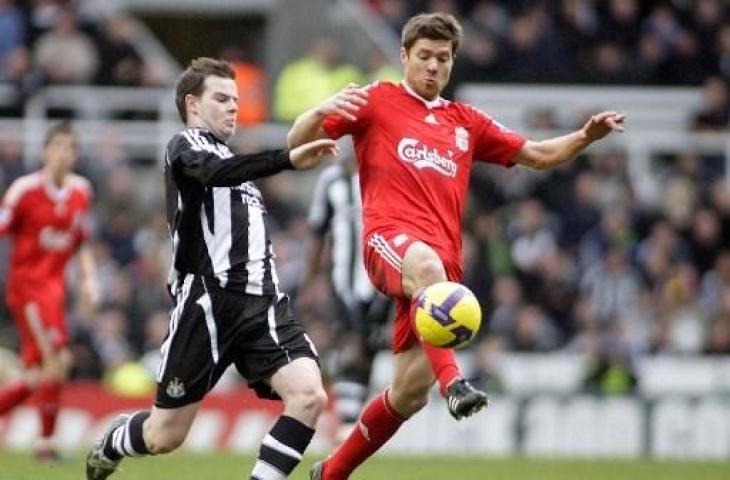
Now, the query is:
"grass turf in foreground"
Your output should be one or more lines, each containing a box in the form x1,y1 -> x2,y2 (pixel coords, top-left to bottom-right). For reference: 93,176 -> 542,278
1,451 -> 728,480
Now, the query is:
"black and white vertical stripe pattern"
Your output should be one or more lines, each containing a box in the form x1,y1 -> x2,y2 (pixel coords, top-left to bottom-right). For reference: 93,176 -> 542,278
308,164 -> 375,309
164,128 -> 279,295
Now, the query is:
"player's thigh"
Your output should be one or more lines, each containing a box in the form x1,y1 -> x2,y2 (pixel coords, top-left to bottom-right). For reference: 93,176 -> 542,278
8,297 -> 62,367
401,241 -> 447,298
233,294 -> 320,401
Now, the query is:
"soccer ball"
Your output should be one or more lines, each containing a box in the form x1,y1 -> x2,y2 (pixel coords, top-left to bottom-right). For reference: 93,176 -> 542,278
414,281 -> 482,349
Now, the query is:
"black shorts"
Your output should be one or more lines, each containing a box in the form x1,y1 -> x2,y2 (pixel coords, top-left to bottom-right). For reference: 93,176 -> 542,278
155,274 -> 319,408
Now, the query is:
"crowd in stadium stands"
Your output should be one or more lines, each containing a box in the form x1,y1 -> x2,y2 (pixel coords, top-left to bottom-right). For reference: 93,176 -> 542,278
2,0 -> 730,398
366,0 -> 730,89
0,1 -> 160,91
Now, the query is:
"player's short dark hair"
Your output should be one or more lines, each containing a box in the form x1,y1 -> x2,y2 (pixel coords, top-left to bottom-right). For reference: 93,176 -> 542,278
43,121 -> 75,147
175,57 -> 235,123
402,12 -> 463,55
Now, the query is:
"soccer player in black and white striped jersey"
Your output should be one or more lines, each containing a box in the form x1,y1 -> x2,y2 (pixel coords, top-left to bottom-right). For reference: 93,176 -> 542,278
85,57 -> 338,480
299,146 -> 391,440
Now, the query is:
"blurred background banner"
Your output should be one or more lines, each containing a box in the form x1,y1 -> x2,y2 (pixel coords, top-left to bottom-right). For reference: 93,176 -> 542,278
2,0 -> 730,459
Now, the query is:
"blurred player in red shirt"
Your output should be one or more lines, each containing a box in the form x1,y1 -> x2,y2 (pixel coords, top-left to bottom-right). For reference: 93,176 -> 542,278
0,121 -> 98,459
289,12 -> 625,479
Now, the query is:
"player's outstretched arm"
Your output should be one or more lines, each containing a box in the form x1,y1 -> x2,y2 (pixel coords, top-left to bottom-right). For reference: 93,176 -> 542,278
287,83 -> 368,148
289,139 -> 339,170
175,135 -> 336,186
513,111 -> 625,170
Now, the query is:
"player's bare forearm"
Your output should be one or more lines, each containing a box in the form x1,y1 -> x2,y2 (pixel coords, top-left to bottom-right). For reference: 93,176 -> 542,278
514,111 -> 625,170
515,130 -> 591,170
287,108 -> 329,148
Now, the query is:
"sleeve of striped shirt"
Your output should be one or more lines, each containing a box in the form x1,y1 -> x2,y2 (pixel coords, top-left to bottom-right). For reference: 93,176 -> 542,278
169,130 -> 294,186
307,166 -> 336,236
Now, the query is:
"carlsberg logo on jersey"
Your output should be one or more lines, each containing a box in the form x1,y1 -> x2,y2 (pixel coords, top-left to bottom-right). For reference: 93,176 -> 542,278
397,138 -> 458,177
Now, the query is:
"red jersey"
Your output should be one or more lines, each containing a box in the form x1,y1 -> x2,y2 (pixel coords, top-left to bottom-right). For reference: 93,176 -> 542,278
323,81 -> 525,266
0,171 -> 92,294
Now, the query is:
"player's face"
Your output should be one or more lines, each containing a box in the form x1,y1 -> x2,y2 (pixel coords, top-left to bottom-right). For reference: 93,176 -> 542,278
190,75 -> 238,140
43,133 -> 78,176
401,38 -> 454,100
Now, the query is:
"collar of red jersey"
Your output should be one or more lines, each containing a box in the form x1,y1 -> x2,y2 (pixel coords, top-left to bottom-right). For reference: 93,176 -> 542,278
40,171 -> 72,201
401,81 -> 446,109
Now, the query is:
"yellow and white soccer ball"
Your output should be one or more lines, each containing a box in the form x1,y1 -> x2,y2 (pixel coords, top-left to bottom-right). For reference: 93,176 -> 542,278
414,281 -> 482,349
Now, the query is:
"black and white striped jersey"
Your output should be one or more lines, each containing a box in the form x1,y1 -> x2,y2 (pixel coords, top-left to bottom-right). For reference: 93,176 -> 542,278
164,127 -> 292,296
308,163 -> 376,308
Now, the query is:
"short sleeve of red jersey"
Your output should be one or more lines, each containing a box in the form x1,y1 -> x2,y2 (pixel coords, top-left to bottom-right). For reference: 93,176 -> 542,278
0,180 -> 28,235
321,81 -> 381,139
469,106 -> 526,167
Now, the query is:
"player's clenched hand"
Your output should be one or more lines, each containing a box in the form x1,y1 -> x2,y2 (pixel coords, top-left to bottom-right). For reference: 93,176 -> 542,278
582,111 -> 626,142
315,83 -> 369,121
290,139 -> 339,170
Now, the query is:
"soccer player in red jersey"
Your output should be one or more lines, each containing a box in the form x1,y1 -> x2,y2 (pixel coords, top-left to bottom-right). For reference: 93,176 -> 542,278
0,121 -> 99,459
289,12 -> 625,479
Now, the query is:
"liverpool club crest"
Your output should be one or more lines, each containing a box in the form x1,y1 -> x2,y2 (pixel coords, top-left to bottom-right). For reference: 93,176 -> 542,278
455,127 -> 469,152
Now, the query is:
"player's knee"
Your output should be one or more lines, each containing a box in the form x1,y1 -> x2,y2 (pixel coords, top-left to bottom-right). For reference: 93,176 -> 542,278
415,259 -> 446,288
289,385 -> 328,418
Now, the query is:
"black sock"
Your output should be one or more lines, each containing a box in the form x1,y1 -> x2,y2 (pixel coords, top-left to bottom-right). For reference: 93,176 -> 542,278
250,415 -> 314,479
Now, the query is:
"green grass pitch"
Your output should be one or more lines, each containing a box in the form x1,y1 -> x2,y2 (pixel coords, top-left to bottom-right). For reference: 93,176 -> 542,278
2,451 -> 729,480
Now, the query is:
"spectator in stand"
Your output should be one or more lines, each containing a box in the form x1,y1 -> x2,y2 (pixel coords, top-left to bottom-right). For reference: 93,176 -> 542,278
704,313 -> 730,355
708,180 -> 730,240
508,305 -> 561,352
597,0 -> 641,50
0,138 -> 25,189
687,208 -> 723,276
699,250 -> 730,317
0,0 -> 24,79
32,6 -> 99,84
533,248 -> 579,337
558,171 -> 602,251
580,245 -> 642,325
666,29 -> 704,85
660,262 -> 705,354
585,41 -> 633,84
693,76 -> 730,130
95,15 -> 144,86
691,0 -> 723,70
365,48 -> 401,84
274,36 -> 361,122
372,0 -> 410,35
634,32 -> 668,84
508,198 -> 558,287
221,46 -> 269,125
502,8 -> 569,82
449,30 -> 503,92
